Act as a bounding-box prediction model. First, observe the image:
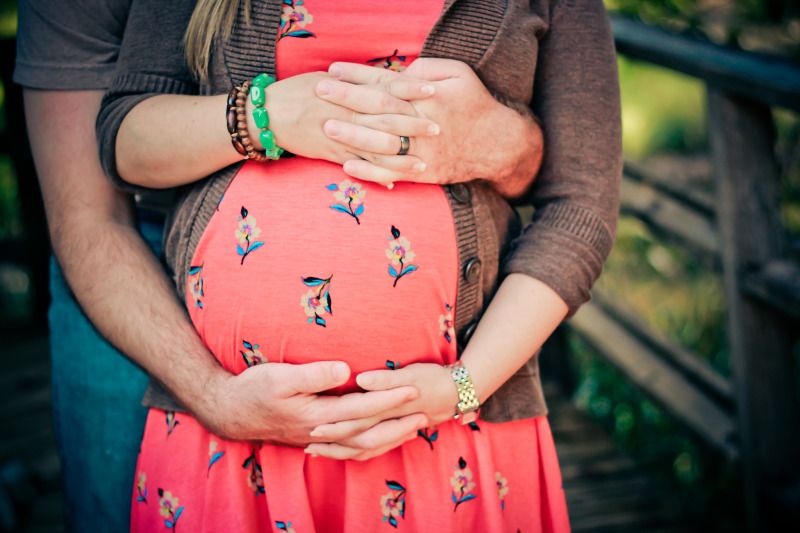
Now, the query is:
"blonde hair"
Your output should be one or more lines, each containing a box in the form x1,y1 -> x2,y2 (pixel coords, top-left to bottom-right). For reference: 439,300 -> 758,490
184,0 -> 251,81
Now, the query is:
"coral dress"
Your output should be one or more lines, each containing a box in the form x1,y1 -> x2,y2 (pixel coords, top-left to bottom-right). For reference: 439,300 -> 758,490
130,2 -> 570,531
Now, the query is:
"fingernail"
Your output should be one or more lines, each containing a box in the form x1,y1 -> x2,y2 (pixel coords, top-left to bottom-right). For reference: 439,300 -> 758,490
356,374 -> 373,388
332,362 -> 350,382
427,123 -> 441,136
316,81 -> 333,96
309,427 -> 323,437
329,65 -> 343,78
304,447 -> 318,457
421,84 -> 435,95
325,121 -> 341,136
413,162 -> 426,173
386,182 -> 395,190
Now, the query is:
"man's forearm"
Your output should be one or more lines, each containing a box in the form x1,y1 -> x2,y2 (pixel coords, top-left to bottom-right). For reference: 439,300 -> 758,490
24,89 -> 228,431
54,212 -> 227,421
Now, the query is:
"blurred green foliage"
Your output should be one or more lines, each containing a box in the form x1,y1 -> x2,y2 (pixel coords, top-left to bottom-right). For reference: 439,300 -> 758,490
617,57 -> 707,158
0,0 -> 15,38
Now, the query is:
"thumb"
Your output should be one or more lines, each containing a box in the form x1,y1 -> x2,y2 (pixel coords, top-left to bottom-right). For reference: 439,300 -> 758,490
275,361 -> 351,395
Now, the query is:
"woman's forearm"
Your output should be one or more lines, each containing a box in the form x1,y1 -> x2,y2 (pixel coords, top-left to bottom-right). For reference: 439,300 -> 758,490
305,272 -> 568,460
116,93 -> 239,188
460,273 -> 568,403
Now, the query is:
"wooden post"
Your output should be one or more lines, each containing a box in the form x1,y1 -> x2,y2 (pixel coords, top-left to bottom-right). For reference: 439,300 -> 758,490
708,89 -> 800,531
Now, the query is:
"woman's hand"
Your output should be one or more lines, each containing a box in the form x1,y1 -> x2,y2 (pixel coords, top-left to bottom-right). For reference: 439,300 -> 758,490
303,363 -> 457,460
317,59 -> 543,197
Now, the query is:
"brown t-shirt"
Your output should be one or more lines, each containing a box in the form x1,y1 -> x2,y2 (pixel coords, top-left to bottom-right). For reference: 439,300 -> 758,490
14,0 -> 175,213
14,0 -> 131,90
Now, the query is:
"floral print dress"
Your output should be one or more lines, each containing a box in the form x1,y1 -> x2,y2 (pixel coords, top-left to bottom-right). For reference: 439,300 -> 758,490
131,1 -> 570,532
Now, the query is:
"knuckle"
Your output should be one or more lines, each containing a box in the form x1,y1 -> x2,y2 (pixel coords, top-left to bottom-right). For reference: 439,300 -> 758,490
377,115 -> 393,130
353,434 -> 376,450
337,82 -> 350,100
378,93 -> 395,111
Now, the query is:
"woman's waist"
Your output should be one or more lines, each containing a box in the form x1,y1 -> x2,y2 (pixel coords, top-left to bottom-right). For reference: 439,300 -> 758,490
224,157 -> 454,217
199,309 -> 457,393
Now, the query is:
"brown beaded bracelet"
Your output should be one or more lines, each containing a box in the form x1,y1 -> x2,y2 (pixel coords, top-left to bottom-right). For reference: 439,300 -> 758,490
226,86 -> 248,158
233,81 -> 270,162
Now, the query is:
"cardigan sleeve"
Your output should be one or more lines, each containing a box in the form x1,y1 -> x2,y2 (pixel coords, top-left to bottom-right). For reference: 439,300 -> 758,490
96,0 -> 199,193
501,0 -> 622,316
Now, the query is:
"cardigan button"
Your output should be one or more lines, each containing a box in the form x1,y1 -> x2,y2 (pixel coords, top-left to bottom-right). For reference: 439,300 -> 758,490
450,183 -> 471,204
459,320 -> 479,346
463,258 -> 482,284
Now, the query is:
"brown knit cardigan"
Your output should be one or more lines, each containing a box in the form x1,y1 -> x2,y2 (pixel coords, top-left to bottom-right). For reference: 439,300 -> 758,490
97,0 -> 622,422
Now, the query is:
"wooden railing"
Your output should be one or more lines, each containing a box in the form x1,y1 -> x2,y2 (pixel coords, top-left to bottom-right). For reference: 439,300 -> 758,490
562,15 -> 800,531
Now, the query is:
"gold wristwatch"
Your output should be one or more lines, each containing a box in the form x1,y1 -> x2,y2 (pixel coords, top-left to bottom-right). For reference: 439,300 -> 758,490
447,361 -> 480,424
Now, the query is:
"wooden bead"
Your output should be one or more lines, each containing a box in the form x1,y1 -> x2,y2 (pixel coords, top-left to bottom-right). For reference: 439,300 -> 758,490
226,110 -> 238,135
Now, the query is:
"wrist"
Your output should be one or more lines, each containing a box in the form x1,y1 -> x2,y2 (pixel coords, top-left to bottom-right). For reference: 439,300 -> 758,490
478,102 -> 541,197
193,366 -> 236,437
445,361 -> 482,424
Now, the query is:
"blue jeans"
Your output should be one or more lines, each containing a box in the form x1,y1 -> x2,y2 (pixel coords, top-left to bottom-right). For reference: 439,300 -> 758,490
48,219 -> 163,533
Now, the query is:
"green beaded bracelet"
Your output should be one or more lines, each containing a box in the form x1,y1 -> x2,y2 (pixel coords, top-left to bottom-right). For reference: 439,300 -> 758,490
249,73 -> 284,160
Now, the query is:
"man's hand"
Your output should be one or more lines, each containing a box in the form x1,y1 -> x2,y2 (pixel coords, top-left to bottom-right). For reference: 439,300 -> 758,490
197,360 -> 425,447
317,59 -> 543,197
303,362 -> 456,460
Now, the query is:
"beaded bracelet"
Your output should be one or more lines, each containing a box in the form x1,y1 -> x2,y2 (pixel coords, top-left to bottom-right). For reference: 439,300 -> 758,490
249,73 -> 284,160
226,86 -> 248,157
233,81 -> 270,162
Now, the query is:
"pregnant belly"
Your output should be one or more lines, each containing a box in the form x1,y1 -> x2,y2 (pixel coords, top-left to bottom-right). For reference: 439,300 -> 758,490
185,158 -> 459,391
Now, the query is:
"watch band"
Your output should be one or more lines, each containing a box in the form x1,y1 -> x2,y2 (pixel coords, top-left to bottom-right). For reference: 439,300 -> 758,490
448,362 -> 480,424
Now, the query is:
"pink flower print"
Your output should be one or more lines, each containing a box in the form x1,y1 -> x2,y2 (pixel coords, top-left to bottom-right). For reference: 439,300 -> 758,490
136,472 -> 148,503
386,226 -> 418,287
450,456 -> 477,511
208,440 -> 225,476
301,275 -> 332,327
188,264 -> 204,309
368,49 -> 408,72
380,480 -> 406,528
496,471 -> 509,510
242,449 -> 265,494
279,1 -> 316,40
235,206 -> 265,265
165,411 -> 179,437
327,180 -> 366,224
240,340 -> 266,367
439,303 -> 455,343
157,489 -> 184,531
